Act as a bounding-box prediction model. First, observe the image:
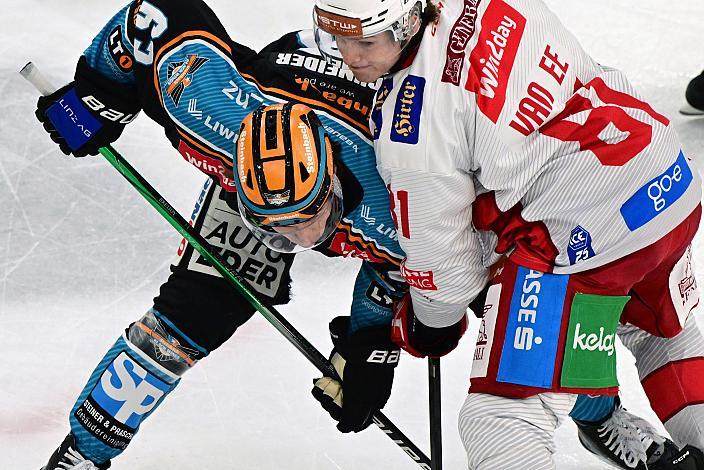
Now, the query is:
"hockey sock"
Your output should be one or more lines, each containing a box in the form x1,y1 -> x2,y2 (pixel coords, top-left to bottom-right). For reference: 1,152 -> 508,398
66,308 -> 208,465
570,394 -> 616,423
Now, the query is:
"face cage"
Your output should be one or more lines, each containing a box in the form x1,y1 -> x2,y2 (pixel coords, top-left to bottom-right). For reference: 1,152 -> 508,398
238,175 -> 344,254
313,3 -> 420,63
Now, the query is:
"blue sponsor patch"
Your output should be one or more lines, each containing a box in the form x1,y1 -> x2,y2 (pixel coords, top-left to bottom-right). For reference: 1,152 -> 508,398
390,75 -> 425,144
46,89 -> 102,151
90,351 -> 172,429
497,267 -> 569,388
371,77 -> 393,140
567,225 -> 595,265
620,151 -> 693,231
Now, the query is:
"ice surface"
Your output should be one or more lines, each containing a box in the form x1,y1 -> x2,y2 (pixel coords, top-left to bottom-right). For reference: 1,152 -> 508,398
0,0 -> 703,468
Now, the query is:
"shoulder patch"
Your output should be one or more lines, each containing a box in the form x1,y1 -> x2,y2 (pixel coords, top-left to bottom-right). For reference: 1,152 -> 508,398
108,25 -> 135,73
390,75 -> 425,144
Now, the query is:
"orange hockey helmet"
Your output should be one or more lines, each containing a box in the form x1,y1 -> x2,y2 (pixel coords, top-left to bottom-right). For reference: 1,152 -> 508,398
234,102 -> 343,253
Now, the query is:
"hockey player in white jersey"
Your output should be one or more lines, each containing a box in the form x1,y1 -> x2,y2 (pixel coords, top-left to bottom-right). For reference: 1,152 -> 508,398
313,0 -> 704,468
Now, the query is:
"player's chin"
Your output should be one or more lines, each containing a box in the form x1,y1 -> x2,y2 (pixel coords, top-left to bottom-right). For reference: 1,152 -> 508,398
349,66 -> 383,84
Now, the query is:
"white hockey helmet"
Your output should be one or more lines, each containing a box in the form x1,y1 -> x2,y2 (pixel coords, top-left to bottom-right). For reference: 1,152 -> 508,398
313,0 -> 423,60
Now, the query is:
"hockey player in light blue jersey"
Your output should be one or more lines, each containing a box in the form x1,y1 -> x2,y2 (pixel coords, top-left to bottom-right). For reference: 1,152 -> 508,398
34,1 -> 408,468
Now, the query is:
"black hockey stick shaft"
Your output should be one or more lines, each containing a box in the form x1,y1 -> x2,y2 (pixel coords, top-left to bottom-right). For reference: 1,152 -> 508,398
21,62 -> 432,470
429,358 -> 442,470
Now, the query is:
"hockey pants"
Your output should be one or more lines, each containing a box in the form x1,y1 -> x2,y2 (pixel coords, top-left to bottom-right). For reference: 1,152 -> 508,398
458,313 -> 704,469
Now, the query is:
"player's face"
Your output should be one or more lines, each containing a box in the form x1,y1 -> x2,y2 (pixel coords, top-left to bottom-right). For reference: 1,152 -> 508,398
336,32 -> 401,83
272,197 -> 334,248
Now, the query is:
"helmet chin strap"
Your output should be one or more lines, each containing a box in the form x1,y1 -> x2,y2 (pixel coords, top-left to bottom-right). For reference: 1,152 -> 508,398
384,12 -> 427,77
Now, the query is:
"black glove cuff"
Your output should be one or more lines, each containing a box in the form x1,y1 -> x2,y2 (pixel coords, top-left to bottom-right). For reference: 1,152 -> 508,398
468,284 -> 490,318
328,316 -> 350,352
74,56 -> 141,118
328,316 -> 399,367
412,315 -> 465,357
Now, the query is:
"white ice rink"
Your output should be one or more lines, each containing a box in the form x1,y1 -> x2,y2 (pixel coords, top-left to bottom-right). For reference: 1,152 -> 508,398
1,0 -> 703,468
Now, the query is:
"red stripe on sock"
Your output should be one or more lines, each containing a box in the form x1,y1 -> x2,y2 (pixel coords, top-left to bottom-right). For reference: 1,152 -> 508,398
641,357 -> 704,422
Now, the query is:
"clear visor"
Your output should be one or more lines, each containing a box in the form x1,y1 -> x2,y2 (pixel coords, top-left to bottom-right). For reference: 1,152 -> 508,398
238,176 -> 344,254
312,25 -> 346,64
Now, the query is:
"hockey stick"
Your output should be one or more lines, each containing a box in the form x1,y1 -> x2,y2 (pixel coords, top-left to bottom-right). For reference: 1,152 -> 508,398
428,358 -> 442,470
21,62 -> 432,470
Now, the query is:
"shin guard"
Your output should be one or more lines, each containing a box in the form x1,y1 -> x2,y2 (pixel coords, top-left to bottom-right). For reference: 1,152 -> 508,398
68,309 -> 205,464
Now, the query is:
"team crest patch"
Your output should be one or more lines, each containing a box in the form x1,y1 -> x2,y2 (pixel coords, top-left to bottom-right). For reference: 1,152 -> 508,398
165,54 -> 209,107
365,280 -> 394,309
264,191 -> 290,206
567,225 -> 595,265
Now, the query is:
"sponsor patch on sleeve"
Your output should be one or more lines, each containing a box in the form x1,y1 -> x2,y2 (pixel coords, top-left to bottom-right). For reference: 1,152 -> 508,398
496,268 -> 568,388
108,25 -> 135,73
400,262 -> 437,291
620,151 -> 693,231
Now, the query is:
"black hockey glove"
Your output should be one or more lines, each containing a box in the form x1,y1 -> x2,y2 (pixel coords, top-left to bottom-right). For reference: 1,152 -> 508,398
391,292 -> 467,358
312,316 -> 399,433
468,283 -> 491,319
35,56 -> 140,157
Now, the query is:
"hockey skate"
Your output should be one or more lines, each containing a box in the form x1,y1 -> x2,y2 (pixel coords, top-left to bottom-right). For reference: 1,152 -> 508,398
680,71 -> 704,116
41,433 -> 110,470
575,401 -> 704,469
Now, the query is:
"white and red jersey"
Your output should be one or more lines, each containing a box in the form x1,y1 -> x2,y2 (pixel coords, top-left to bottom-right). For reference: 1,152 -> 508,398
372,0 -> 701,327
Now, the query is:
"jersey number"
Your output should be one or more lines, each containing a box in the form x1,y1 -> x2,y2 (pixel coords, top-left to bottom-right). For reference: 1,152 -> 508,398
540,77 -> 669,166
388,185 -> 410,239
133,1 -> 169,65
